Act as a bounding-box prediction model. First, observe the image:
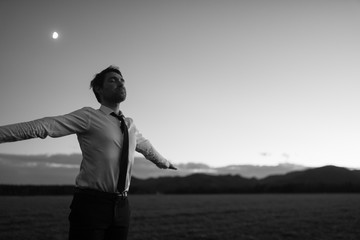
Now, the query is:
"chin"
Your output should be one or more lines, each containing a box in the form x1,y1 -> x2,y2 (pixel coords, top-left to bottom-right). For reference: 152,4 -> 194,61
117,95 -> 126,103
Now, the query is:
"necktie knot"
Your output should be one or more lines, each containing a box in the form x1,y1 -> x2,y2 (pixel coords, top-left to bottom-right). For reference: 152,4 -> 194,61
111,112 -> 127,132
111,112 -> 124,120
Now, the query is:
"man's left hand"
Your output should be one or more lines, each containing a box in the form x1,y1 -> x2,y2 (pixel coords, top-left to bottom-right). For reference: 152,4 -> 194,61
169,163 -> 177,170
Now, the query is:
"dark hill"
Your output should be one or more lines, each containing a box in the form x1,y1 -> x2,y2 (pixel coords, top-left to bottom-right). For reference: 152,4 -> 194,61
130,173 -> 258,194
261,165 -> 360,184
259,165 -> 360,193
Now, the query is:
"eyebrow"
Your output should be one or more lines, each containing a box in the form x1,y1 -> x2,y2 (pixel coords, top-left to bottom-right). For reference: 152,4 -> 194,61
108,76 -> 125,81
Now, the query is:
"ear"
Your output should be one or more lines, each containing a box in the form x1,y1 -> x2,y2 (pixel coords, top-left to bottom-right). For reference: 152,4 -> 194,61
94,86 -> 103,102
94,85 -> 102,94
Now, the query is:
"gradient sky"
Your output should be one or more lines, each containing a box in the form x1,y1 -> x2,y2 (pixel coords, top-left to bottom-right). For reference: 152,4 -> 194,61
1,0 -> 360,168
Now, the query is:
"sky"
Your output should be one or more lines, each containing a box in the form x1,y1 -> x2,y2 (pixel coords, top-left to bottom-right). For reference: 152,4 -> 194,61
0,0 -> 360,169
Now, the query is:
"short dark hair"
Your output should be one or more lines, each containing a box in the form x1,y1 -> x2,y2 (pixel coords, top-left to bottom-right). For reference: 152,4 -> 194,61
90,65 -> 122,103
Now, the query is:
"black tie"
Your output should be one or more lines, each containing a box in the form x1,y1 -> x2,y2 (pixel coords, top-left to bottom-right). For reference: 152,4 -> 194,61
111,112 -> 129,193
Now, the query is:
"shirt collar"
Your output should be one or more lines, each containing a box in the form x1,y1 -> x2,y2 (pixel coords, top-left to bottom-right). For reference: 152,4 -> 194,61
99,105 -> 123,116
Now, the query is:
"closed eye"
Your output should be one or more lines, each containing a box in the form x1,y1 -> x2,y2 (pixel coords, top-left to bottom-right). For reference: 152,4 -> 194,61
109,77 -> 125,83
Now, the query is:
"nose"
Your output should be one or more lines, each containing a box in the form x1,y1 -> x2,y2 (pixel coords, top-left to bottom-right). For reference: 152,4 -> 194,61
117,80 -> 125,87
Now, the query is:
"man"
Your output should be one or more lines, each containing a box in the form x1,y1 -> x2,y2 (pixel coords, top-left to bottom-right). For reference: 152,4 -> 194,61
0,65 -> 177,240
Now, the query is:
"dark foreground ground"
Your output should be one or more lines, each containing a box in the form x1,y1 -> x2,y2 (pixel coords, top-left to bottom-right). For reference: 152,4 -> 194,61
0,194 -> 359,240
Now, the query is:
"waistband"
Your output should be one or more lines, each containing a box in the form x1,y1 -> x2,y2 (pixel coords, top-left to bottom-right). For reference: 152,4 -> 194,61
74,187 -> 128,200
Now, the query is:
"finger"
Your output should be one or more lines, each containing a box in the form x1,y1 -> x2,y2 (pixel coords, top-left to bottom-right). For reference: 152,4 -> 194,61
169,164 -> 177,170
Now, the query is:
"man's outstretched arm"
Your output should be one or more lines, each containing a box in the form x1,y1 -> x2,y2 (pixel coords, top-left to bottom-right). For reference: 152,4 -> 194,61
136,141 -> 177,170
0,108 -> 90,143
134,123 -> 177,170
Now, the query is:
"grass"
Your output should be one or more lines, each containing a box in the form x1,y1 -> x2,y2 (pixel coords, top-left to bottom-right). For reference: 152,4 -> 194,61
0,194 -> 359,240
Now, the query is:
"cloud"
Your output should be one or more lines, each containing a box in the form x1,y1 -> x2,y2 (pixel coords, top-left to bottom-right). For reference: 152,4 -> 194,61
0,153 -> 80,163
44,163 -> 80,169
0,153 -> 81,184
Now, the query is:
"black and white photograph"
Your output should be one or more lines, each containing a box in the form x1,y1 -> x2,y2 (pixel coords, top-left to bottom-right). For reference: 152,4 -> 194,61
0,0 -> 360,239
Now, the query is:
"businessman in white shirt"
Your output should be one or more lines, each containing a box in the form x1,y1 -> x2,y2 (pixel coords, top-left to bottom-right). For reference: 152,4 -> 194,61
0,65 -> 177,240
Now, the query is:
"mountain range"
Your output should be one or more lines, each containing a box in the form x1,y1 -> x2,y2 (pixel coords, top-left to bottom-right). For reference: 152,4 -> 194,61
1,165 -> 359,195
0,153 -> 307,184
129,165 -> 360,194
1,153 -> 360,194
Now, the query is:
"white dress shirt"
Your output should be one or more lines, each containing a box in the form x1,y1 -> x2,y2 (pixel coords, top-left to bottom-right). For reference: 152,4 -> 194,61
0,105 -> 171,193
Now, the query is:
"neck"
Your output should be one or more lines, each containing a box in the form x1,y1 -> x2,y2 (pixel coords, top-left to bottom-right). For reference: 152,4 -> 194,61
102,101 -> 120,113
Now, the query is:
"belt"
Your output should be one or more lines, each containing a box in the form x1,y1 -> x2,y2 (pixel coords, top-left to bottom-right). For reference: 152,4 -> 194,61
74,187 -> 128,200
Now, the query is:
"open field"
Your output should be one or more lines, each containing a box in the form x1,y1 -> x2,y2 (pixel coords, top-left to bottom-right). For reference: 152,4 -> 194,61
0,194 -> 359,240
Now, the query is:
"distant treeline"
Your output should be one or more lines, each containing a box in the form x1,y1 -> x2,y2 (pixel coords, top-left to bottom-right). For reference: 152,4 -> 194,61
0,184 -> 75,196
1,166 -> 360,195
130,174 -> 360,194
0,180 -> 359,196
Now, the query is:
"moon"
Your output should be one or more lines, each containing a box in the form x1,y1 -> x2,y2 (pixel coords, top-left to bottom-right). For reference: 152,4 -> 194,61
52,32 -> 59,39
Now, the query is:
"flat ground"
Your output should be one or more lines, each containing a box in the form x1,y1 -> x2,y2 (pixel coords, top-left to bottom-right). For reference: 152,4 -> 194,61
0,194 -> 359,240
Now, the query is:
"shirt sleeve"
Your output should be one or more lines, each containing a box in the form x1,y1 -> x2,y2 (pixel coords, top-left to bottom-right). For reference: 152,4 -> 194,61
134,124 -> 171,169
0,107 -> 91,143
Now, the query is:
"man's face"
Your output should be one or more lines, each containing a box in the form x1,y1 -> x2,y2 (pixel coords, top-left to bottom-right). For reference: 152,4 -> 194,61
98,72 -> 126,104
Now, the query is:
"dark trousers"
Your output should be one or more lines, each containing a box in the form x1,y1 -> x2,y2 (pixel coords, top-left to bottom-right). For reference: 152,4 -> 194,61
68,189 -> 131,240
